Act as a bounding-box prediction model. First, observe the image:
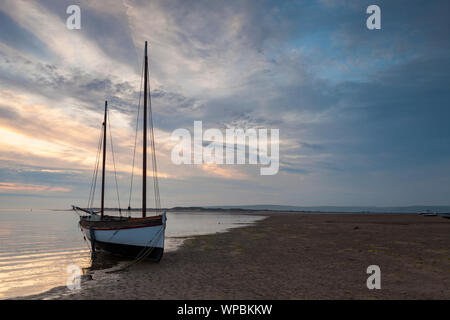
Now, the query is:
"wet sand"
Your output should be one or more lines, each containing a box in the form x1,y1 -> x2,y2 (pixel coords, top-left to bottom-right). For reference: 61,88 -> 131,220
25,213 -> 450,300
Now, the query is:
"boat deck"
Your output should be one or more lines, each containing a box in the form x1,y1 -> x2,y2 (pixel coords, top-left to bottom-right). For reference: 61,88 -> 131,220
79,214 -> 163,230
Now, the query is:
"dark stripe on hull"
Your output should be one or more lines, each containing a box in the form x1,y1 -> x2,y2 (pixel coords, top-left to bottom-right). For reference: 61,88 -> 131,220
95,240 -> 164,262
81,223 -> 162,231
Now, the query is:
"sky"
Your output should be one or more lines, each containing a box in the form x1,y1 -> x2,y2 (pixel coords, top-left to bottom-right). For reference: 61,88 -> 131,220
0,0 -> 449,209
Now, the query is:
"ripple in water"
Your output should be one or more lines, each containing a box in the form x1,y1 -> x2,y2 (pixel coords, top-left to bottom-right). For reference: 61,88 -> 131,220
0,209 -> 265,299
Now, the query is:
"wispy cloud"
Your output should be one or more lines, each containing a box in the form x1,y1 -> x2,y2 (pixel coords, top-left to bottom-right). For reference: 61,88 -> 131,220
0,182 -> 70,193
0,0 -> 449,208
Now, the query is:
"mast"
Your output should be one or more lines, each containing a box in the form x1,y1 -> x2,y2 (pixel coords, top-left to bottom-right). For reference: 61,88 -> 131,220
142,41 -> 148,218
101,101 -> 107,219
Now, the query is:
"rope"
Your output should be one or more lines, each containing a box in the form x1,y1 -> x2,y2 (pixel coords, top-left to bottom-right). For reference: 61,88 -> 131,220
128,55 -> 145,215
147,60 -> 161,213
108,109 -> 122,216
81,225 -> 95,264
87,127 -> 101,208
87,126 -> 103,209
72,208 -> 96,264
105,223 -> 165,273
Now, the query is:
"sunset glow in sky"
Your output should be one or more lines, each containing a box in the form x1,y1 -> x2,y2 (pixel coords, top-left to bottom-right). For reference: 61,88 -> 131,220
0,0 -> 449,209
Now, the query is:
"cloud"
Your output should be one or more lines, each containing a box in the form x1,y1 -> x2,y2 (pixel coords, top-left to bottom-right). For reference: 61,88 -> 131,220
0,0 -> 449,207
0,182 -> 71,193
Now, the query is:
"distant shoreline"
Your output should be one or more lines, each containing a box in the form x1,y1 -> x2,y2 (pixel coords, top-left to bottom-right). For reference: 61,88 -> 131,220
48,205 -> 450,214
2,204 -> 449,214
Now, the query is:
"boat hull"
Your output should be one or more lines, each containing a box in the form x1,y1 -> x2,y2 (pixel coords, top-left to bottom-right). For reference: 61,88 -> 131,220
94,240 -> 164,261
80,213 -> 166,261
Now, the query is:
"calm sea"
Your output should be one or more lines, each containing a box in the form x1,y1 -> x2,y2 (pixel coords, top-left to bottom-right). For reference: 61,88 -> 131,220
0,209 -> 265,299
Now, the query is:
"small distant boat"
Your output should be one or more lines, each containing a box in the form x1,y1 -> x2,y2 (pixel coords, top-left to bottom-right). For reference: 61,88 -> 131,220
419,210 -> 437,216
73,41 -> 166,262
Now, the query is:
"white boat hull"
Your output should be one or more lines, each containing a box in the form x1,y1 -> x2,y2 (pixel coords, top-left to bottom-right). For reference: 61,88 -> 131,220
80,213 -> 166,260
82,222 -> 165,248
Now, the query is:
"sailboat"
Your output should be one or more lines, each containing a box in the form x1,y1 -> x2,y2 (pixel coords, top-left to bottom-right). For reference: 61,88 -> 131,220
73,41 -> 166,262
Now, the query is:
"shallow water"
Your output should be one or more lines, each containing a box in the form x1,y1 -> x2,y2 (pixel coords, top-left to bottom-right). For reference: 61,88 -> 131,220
0,209 -> 264,299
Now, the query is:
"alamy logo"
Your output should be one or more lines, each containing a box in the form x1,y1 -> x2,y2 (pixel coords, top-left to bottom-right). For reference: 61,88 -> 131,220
366,265 -> 381,289
66,264 -> 81,290
66,5 -> 81,30
171,121 -> 279,175
366,5 -> 381,30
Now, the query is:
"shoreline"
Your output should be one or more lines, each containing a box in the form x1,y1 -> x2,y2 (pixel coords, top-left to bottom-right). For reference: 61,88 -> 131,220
20,212 -> 450,300
14,212 -> 271,300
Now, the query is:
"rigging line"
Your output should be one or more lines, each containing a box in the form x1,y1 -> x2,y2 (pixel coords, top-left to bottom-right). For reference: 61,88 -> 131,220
128,55 -> 145,212
92,140 -> 102,207
131,41 -> 144,79
90,146 -> 100,209
87,127 -> 103,208
91,121 -> 104,207
92,130 -> 103,205
90,128 -> 103,209
89,142 -> 100,208
150,82 -> 160,210
108,109 -> 122,215
87,126 -> 102,207
147,65 -> 161,212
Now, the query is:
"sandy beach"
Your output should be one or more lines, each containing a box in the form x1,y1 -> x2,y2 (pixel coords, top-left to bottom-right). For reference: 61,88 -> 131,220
26,212 -> 450,300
